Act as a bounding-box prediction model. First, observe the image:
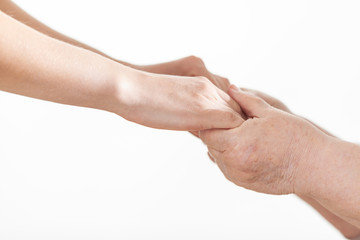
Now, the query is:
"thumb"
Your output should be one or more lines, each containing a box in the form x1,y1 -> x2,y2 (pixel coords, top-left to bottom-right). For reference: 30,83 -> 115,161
228,85 -> 269,118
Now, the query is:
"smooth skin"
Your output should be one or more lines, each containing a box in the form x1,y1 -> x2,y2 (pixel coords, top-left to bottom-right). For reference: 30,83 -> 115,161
200,86 -> 360,238
0,9 -> 243,131
0,0 -> 231,92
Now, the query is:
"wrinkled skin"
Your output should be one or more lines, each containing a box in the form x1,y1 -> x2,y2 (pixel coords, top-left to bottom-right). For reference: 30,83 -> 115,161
200,85 -> 329,195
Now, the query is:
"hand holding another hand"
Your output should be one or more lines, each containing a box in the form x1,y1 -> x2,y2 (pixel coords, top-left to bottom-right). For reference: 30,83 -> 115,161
115,71 -> 244,131
138,56 -> 231,92
199,85 -> 330,195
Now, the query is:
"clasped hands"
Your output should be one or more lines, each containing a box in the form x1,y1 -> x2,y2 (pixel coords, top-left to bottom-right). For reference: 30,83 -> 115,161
199,85 -> 329,196
118,55 -> 360,235
121,56 -> 331,197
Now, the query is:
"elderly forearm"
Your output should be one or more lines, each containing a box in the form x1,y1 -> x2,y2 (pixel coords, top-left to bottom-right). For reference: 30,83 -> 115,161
301,138 -> 360,229
297,119 -> 360,238
299,195 -> 360,239
0,10 -> 129,113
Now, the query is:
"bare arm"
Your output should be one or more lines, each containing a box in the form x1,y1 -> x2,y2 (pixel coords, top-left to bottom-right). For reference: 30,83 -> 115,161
0,0 -> 137,68
305,139 -> 360,230
0,0 -> 232,91
299,120 -> 360,239
299,195 -> 360,239
0,10 -> 242,131
0,9 -> 126,112
241,88 -> 360,239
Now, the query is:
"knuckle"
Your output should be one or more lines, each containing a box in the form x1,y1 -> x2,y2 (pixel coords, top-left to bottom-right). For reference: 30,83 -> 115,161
194,77 -> 211,91
222,77 -> 230,86
224,111 -> 239,124
187,55 -> 204,65
185,56 -> 206,76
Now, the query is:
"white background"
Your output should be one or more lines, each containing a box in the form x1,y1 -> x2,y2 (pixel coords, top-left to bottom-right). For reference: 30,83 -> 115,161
1,0 -> 360,239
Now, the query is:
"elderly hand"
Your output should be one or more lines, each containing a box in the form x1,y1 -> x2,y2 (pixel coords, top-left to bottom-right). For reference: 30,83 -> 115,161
199,85 -> 331,195
240,88 -> 291,113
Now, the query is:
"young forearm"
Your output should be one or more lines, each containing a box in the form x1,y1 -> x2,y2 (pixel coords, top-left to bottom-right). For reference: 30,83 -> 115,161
0,10 -> 128,113
0,1 -> 219,78
0,11 -> 242,131
0,1 -> 232,91
0,0 -> 139,68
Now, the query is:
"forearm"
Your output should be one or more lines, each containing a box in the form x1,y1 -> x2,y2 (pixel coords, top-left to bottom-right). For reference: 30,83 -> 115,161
263,102 -> 360,237
239,88 -> 360,237
299,195 -> 360,239
0,0 -> 140,68
300,138 -> 360,230
0,10 -> 130,114
0,0 -> 193,75
298,119 -> 360,238
295,118 -> 359,238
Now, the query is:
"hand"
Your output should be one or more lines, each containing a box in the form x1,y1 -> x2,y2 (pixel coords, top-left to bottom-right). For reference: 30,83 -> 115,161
199,85 -> 330,195
115,71 -> 244,131
238,88 -> 360,238
240,88 -> 291,113
138,56 -> 231,92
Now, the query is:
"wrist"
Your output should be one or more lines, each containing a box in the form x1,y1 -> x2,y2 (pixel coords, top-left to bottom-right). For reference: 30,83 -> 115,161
292,127 -> 335,196
109,65 -> 155,119
102,63 -> 142,116
295,134 -> 358,202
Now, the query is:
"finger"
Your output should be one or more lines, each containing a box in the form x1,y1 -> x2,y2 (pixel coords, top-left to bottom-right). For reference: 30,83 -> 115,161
240,87 -> 270,102
205,107 -> 245,130
217,87 -> 248,120
240,87 -> 259,96
219,76 -> 231,91
214,74 -> 231,92
217,88 -> 242,113
228,85 -> 269,118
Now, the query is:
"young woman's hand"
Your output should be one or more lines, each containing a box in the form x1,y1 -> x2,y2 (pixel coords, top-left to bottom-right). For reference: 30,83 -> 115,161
113,71 -> 244,131
138,56 -> 231,92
